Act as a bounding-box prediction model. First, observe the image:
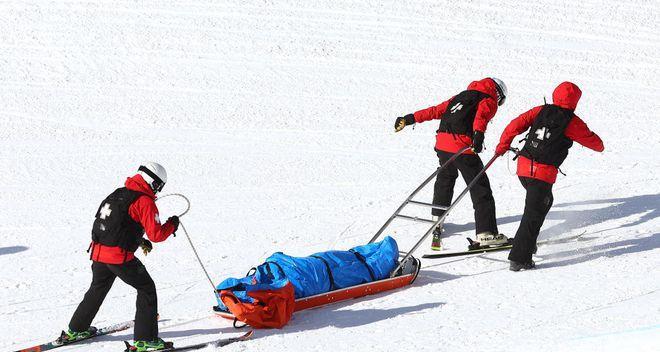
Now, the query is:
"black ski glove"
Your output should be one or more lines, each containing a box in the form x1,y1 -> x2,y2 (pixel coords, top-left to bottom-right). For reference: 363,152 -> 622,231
472,131 -> 485,153
394,114 -> 415,132
167,216 -> 180,235
140,239 -> 153,256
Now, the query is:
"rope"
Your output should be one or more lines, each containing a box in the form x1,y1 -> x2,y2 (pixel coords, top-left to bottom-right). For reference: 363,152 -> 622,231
156,193 -> 220,302
156,193 -> 191,217
179,222 -> 220,301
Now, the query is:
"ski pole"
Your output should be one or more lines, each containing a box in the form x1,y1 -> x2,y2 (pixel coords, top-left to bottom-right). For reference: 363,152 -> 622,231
157,194 -> 221,302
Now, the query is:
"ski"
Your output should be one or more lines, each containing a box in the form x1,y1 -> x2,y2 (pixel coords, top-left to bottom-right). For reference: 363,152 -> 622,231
16,320 -> 135,352
422,243 -> 512,258
422,231 -> 588,259
123,331 -> 253,352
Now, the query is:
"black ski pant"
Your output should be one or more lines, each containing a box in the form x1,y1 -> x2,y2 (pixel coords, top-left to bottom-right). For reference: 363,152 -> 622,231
69,258 -> 158,341
432,150 -> 498,234
508,177 -> 554,263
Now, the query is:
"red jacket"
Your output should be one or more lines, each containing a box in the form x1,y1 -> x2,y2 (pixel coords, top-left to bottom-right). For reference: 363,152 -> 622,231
413,78 -> 500,154
90,174 -> 177,264
496,82 -> 604,184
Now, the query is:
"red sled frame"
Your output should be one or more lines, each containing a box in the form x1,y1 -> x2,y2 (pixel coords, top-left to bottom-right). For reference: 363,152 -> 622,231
214,256 -> 420,320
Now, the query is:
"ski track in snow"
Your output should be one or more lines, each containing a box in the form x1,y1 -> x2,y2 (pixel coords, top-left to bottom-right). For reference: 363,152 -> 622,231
0,1 -> 659,351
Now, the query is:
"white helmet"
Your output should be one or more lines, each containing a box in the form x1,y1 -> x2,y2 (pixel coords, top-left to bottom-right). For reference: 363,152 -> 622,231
138,162 -> 167,193
490,77 -> 507,106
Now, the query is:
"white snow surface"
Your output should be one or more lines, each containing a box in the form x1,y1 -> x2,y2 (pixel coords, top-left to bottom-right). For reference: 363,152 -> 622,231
1,1 -> 659,351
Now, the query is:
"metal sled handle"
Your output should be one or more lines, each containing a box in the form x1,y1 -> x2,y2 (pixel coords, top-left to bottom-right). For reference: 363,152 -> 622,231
369,146 -> 470,244
390,153 -> 500,277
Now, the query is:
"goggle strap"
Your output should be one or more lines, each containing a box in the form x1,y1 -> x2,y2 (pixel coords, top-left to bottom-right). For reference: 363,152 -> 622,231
138,166 -> 165,191
494,82 -> 505,104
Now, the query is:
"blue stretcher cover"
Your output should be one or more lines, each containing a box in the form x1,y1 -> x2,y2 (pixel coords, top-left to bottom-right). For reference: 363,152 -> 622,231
215,236 -> 399,310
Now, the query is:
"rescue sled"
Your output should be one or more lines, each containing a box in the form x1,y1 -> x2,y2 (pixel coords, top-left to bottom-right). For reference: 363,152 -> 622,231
213,255 -> 419,320
213,237 -> 420,328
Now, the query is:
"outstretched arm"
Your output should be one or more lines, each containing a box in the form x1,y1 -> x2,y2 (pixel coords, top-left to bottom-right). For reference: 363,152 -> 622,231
495,106 -> 544,155
412,96 -> 454,123
564,115 -> 604,152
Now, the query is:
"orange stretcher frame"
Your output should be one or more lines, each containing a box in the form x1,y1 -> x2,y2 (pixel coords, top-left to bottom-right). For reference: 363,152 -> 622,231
214,257 -> 420,320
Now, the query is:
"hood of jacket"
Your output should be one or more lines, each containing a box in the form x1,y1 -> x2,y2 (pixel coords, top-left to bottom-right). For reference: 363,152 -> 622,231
125,174 -> 156,199
552,81 -> 582,110
467,78 -> 499,101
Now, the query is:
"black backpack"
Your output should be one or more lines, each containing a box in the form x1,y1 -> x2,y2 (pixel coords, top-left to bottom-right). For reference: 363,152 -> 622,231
519,104 -> 574,167
438,90 -> 490,136
91,187 -> 145,252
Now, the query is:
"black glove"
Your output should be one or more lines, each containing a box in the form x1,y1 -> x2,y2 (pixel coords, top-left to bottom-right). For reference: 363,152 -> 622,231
472,131 -> 485,153
167,216 -> 180,235
394,114 -> 415,132
140,239 -> 153,255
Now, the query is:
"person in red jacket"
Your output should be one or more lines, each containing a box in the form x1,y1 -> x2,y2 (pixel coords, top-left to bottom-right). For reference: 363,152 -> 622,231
395,78 -> 509,250
495,82 -> 604,271
64,163 -> 179,351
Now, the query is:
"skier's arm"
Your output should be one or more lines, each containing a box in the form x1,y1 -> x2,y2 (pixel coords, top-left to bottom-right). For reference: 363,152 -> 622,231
472,98 -> 498,133
564,115 -> 604,152
495,106 -> 543,155
412,96 -> 454,123
129,197 -> 176,243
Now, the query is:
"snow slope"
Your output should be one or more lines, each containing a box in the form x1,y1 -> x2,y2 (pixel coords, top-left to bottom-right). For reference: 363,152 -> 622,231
1,0 -> 658,351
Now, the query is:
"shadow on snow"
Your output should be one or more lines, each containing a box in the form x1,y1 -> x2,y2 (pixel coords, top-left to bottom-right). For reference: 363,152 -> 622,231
279,302 -> 442,334
444,193 -> 660,241
103,326 -> 237,342
436,194 -> 660,269
0,246 -> 29,256
537,232 -> 659,269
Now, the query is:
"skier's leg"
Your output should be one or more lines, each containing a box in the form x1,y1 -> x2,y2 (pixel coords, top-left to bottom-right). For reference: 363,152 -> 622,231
454,154 -> 498,235
530,180 -> 553,247
509,177 -> 553,263
68,262 -> 117,332
432,150 -> 459,217
109,258 -> 158,341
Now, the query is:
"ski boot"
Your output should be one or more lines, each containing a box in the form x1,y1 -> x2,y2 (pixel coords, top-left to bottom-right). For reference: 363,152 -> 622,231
58,326 -> 97,343
430,226 -> 443,251
125,338 -> 173,351
509,259 -> 536,272
475,232 -> 509,247
430,216 -> 443,251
